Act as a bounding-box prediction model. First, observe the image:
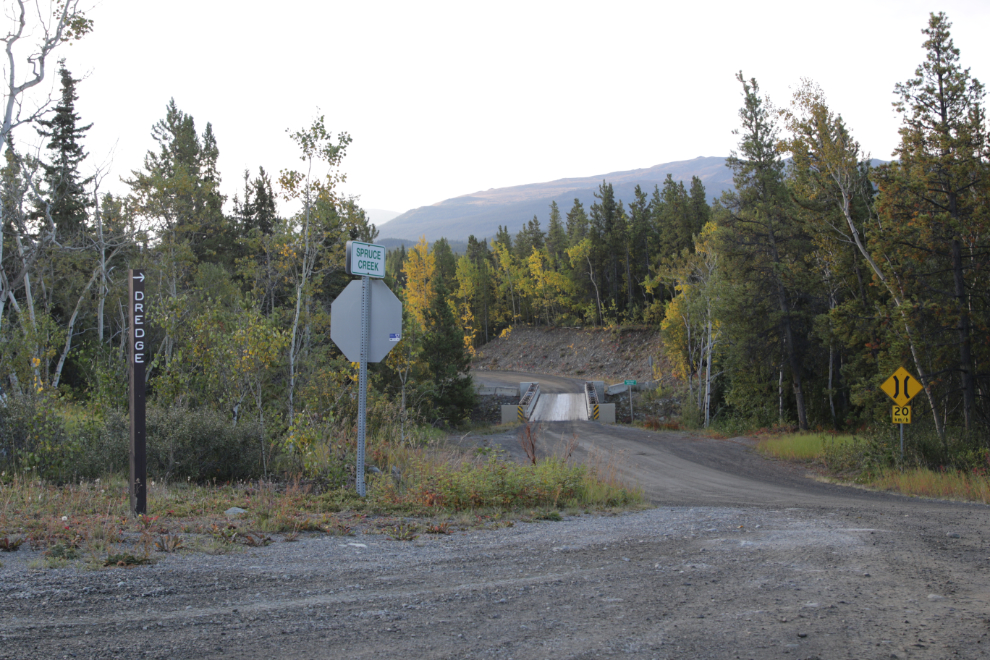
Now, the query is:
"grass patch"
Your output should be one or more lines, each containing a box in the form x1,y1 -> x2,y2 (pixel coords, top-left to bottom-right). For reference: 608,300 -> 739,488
369,452 -> 643,512
753,426 -> 990,504
870,468 -> 990,503
756,432 -> 857,461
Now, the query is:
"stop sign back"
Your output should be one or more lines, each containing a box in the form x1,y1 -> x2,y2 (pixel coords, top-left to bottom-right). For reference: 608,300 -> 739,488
330,279 -> 402,363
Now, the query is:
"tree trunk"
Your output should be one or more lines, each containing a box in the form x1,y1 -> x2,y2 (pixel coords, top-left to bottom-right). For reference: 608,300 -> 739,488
587,255 -> 602,326
782,310 -> 809,430
704,317 -> 713,428
255,379 -> 267,479
288,282 -> 303,425
52,264 -> 102,387
624,242 -> 633,311
767,229 -> 807,429
828,343 -> 836,431
951,237 -> 974,433
778,360 -> 784,424
94,190 -> 107,343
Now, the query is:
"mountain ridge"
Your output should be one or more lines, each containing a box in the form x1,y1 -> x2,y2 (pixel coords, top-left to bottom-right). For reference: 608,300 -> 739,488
379,156 -> 735,242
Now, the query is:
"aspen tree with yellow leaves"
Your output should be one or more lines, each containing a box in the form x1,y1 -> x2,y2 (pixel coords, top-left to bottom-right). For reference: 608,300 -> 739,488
402,236 -> 435,329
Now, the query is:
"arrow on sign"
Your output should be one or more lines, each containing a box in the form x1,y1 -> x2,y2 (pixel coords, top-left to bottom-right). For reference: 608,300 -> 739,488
880,367 -> 920,407
132,272 -> 145,282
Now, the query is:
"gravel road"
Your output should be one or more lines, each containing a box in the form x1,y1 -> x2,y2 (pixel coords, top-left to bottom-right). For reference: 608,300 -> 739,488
3,370 -> 990,659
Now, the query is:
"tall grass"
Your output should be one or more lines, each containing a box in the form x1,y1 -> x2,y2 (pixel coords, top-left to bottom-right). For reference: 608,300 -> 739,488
752,427 -> 990,504
368,443 -> 643,512
872,468 -> 990,503
756,432 -> 857,461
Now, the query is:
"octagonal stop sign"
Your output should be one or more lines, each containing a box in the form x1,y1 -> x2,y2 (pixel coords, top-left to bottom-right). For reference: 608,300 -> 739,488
330,279 -> 402,363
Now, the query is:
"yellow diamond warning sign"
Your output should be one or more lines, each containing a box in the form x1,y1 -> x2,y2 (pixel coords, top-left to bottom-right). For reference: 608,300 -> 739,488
880,367 -> 920,407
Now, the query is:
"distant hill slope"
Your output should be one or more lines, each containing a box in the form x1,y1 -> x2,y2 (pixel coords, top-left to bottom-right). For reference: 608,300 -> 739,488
380,156 -> 734,242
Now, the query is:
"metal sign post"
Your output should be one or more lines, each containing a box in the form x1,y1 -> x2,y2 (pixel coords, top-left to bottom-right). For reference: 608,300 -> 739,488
882,367 -> 918,468
128,269 -> 147,516
332,242 -> 401,497
625,380 -> 636,423
356,275 -> 370,497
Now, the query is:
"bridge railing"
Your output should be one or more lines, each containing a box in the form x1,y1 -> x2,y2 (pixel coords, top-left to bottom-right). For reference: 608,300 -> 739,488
585,381 -> 600,421
519,382 -> 541,420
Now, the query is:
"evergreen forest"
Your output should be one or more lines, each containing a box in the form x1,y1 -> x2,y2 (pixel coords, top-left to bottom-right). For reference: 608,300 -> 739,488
2,10 -> 989,483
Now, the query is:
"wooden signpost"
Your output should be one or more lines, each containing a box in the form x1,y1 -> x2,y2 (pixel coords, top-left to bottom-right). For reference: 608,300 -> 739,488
881,366 -> 919,465
129,269 -> 147,516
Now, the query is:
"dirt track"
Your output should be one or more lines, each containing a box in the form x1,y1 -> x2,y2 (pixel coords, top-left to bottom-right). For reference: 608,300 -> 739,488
2,371 -> 990,659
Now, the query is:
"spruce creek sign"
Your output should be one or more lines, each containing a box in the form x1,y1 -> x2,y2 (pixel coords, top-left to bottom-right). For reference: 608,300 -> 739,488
345,241 -> 385,278
129,269 -> 147,516
330,253 -> 402,497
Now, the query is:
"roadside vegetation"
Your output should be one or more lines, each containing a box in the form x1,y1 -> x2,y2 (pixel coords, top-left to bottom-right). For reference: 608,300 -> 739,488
0,404 -> 642,567
640,13 -> 990,501
752,428 -> 990,503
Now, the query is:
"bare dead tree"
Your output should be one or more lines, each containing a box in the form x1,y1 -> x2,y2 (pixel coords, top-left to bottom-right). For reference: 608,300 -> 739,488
0,0 -> 92,337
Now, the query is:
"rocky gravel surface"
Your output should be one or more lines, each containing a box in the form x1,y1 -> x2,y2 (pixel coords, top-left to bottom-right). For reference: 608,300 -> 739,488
2,499 -> 988,659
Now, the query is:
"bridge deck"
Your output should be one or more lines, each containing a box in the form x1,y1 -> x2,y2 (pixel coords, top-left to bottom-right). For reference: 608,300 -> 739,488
529,393 -> 589,421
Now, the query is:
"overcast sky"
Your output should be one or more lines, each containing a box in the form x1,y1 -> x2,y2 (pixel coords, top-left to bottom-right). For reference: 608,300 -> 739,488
27,0 -> 990,218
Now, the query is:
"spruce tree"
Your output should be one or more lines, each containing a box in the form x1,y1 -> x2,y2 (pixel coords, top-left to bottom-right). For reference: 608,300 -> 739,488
421,273 -> 476,425
719,73 -> 813,429
590,182 -> 623,308
192,122 -> 233,264
526,215 -> 545,251
385,244 -> 408,287
627,185 -> 652,305
565,198 -> 589,246
872,12 -> 990,433
249,167 -> 277,235
513,224 -> 532,260
495,225 -> 512,252
432,237 -> 457,287
655,175 -> 692,257
688,176 -> 710,237
35,61 -> 92,235
545,200 -> 567,268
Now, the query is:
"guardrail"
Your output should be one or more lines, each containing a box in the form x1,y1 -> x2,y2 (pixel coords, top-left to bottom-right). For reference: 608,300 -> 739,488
519,382 -> 541,420
585,381 -> 600,420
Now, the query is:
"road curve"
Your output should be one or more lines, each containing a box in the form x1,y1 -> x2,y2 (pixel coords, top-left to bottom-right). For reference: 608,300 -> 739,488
475,370 -> 983,514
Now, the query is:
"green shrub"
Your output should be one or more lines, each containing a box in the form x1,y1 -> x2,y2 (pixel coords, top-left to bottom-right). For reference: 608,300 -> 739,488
144,406 -> 263,482
74,408 -> 129,477
0,392 -> 82,482
0,398 -> 267,483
